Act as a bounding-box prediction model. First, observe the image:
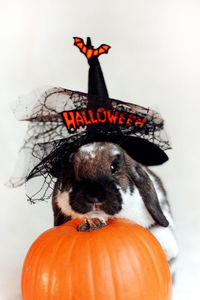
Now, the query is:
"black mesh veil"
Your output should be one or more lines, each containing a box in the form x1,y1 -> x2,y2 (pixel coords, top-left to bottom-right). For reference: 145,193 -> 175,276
8,87 -> 171,203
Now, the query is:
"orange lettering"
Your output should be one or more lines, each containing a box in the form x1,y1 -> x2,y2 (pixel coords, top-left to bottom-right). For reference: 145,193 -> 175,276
135,117 -> 147,128
126,115 -> 136,126
97,108 -> 107,123
88,110 -> 98,124
62,111 -> 76,130
118,113 -> 126,125
75,112 -> 85,127
81,111 -> 91,125
107,110 -> 119,124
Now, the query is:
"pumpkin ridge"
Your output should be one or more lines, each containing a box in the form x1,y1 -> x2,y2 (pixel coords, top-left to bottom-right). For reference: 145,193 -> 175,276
129,227 -> 157,299
132,227 -> 172,300
122,240 -> 144,298
103,235 -> 118,300
71,233 -> 95,299
116,228 -> 146,299
137,231 -> 161,299
107,232 -> 133,300
87,234 -> 97,300
47,234 -> 76,300
21,235 -> 49,299
63,232 -> 80,300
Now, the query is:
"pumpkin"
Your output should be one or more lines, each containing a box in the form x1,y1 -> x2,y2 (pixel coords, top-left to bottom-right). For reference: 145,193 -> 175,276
21,218 -> 172,300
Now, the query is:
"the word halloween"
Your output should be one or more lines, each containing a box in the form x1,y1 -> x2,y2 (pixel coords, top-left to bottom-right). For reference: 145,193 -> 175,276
61,108 -> 147,132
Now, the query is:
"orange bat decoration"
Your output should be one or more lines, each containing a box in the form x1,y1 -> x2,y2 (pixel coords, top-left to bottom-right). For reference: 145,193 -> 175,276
73,37 -> 111,60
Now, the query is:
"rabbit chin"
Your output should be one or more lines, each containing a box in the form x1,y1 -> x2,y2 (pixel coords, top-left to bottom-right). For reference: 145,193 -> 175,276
56,189 -> 111,222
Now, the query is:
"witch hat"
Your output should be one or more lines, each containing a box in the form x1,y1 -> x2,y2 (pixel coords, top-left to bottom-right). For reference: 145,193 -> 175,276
8,37 -> 171,202
73,36 -> 169,165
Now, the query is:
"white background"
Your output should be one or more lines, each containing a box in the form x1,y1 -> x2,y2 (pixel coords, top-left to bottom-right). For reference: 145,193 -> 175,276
0,0 -> 200,299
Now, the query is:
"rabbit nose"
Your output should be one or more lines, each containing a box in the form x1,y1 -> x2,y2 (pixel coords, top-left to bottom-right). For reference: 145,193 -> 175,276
85,185 -> 103,203
94,202 -> 102,211
86,194 -> 101,204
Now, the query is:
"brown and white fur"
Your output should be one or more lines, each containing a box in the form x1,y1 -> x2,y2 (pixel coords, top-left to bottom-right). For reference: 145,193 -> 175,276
52,142 -> 178,276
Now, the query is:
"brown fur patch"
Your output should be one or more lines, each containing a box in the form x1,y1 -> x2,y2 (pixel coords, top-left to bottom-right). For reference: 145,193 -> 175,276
71,142 -> 123,182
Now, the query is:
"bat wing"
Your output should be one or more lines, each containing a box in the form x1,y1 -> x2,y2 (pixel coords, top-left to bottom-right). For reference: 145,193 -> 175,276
93,44 -> 111,57
74,37 -> 111,59
73,37 -> 84,50
73,37 -> 88,56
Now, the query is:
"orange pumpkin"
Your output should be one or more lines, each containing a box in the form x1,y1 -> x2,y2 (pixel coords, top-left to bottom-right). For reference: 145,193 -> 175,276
21,218 -> 172,300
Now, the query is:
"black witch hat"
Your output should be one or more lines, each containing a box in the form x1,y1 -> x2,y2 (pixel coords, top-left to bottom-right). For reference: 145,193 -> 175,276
72,36 -> 170,165
8,37 -> 171,202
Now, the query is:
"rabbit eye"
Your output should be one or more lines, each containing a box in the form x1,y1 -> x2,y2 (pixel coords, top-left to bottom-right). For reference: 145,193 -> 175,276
110,162 -> 119,174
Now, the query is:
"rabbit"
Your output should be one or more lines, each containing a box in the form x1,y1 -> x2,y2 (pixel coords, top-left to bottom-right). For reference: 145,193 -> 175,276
52,141 -> 178,276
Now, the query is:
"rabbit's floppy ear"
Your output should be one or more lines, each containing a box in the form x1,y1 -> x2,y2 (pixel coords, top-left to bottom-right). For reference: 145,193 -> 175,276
125,155 -> 169,227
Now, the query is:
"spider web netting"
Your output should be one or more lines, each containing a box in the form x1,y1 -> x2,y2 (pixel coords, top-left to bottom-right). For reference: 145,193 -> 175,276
8,87 -> 171,203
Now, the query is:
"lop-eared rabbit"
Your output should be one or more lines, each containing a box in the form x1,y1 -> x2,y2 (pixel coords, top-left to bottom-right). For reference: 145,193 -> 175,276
52,142 -> 178,276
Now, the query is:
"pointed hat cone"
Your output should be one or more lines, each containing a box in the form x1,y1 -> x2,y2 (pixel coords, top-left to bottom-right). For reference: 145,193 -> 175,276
87,37 -> 109,98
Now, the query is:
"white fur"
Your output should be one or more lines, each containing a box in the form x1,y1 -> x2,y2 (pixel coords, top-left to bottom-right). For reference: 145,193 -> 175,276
110,145 -> 120,156
99,145 -> 106,151
79,144 -> 96,158
149,225 -> 179,261
111,149 -> 120,156
79,143 -> 120,159
83,154 -> 91,160
115,186 -> 155,228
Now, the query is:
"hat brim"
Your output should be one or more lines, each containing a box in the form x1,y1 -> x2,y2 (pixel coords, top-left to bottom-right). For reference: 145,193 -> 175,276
113,136 -> 169,165
9,87 -> 171,193
79,135 -> 169,166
